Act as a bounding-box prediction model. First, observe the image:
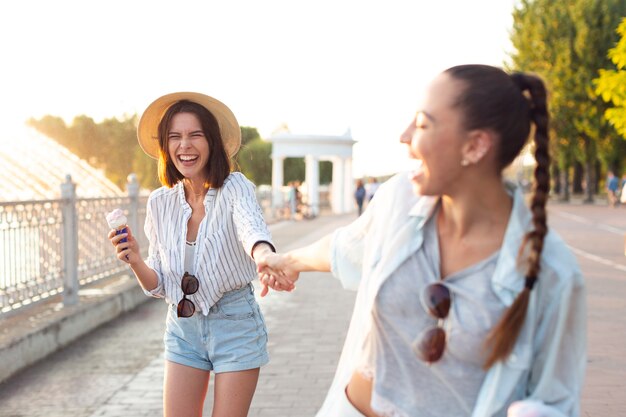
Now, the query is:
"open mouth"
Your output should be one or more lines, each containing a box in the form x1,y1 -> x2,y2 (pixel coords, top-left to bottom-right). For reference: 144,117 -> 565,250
178,155 -> 199,164
408,159 -> 424,181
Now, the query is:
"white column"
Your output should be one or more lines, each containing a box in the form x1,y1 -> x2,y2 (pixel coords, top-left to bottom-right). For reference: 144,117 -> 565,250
305,155 -> 320,216
331,158 -> 345,214
271,156 -> 284,211
343,157 -> 353,213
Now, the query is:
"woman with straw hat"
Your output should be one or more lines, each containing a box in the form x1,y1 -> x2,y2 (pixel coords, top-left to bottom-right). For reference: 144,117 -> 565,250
109,92 -> 276,417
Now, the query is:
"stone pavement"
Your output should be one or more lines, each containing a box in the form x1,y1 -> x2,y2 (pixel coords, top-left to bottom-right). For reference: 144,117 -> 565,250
547,202 -> 626,417
0,201 -> 625,416
0,213 -> 357,417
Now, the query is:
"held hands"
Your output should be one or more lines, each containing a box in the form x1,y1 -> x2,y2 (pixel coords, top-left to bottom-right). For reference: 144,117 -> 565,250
108,227 -> 140,265
256,252 -> 301,297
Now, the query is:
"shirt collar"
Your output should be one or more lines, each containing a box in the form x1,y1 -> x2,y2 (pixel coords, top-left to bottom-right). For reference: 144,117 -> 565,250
408,194 -> 439,229
406,181 -> 532,300
175,181 -> 218,210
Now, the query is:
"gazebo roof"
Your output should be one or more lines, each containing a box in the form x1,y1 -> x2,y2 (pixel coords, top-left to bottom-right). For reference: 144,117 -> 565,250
267,129 -> 356,159
268,128 -> 355,145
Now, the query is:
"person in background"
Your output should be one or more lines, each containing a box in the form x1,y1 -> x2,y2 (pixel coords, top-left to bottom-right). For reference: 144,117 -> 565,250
288,181 -> 298,219
619,173 -> 626,205
607,170 -> 620,207
354,179 -> 366,216
258,65 -> 585,417
365,177 -> 380,202
108,92 -> 275,417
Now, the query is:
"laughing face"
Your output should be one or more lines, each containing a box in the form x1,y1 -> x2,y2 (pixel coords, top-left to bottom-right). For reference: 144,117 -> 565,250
167,112 -> 210,183
400,73 -> 468,196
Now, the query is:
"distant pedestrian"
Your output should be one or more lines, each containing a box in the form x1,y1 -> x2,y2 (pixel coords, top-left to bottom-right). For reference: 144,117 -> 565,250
365,177 -> 379,202
620,174 -> 626,205
288,181 -> 298,219
258,65 -> 585,417
108,92 -> 275,417
294,180 -> 303,213
354,179 -> 366,216
607,171 -> 619,207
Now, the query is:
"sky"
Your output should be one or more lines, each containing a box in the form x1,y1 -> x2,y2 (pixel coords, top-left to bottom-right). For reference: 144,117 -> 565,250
0,0 -> 517,178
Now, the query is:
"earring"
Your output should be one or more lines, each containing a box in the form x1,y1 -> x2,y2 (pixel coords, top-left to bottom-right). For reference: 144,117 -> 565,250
461,159 -> 470,167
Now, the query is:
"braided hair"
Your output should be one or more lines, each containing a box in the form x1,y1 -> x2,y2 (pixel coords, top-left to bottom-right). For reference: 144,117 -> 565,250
444,65 -> 550,369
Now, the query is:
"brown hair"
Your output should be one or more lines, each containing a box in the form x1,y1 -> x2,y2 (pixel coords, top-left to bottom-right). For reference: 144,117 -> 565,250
157,100 -> 232,189
444,65 -> 550,369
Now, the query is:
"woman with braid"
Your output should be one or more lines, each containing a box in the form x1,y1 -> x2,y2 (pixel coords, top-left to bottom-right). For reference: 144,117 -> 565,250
258,65 -> 586,417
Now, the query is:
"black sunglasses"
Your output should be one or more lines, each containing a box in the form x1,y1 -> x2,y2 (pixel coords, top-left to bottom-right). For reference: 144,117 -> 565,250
177,272 -> 199,318
413,282 -> 451,363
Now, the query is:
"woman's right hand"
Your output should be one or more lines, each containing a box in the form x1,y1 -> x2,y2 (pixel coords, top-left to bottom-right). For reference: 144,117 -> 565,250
108,227 -> 140,265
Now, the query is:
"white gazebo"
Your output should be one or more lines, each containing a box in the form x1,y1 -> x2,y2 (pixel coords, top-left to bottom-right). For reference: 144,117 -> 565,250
267,130 -> 356,215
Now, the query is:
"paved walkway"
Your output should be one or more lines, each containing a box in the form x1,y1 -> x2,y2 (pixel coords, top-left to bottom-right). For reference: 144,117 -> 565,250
0,213 -> 357,417
0,201 -> 625,416
547,202 -> 626,417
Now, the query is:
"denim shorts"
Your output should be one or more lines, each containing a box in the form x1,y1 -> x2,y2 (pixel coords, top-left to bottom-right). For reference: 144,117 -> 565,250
163,284 -> 269,373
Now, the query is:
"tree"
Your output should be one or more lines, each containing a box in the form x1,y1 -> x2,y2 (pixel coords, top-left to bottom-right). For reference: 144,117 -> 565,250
595,18 -> 626,172
510,0 -> 626,201
29,114 -> 157,190
98,115 -> 150,188
236,137 -> 272,185
240,126 -> 261,147
27,115 -> 68,142
70,115 -> 103,167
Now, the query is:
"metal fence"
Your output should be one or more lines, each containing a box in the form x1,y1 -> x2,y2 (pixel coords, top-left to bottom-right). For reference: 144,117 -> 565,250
0,174 -> 148,317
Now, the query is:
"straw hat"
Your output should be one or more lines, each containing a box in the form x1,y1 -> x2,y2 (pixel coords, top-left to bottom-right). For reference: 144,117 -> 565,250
137,92 -> 241,159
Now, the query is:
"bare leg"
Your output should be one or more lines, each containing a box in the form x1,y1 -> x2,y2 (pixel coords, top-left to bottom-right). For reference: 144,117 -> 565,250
164,360 -> 210,417
211,368 -> 260,417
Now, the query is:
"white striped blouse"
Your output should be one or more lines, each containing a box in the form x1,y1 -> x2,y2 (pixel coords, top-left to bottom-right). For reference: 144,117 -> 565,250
142,172 -> 274,315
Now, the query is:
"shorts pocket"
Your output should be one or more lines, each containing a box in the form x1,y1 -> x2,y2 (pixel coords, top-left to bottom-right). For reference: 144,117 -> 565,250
216,292 -> 255,320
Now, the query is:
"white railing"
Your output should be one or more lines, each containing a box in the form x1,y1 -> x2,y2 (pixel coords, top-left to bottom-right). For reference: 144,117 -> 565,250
0,174 -> 148,317
0,174 -> 275,318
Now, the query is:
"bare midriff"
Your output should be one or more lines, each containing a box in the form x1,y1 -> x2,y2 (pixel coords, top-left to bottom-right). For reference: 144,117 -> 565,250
346,371 -> 380,417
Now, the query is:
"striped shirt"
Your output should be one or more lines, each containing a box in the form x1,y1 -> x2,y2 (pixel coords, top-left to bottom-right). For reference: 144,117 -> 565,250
143,172 -> 273,315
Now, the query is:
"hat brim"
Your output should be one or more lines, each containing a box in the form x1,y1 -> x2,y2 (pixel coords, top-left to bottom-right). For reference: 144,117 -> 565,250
137,92 -> 241,159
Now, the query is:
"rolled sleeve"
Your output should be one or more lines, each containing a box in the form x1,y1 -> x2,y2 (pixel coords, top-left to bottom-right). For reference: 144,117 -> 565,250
330,196 -> 376,291
330,228 -> 362,291
230,173 -> 274,256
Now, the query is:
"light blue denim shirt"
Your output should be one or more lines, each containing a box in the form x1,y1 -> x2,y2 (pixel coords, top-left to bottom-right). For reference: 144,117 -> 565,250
318,173 -> 586,417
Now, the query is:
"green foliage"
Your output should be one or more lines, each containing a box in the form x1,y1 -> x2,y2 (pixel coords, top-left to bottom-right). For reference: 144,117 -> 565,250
28,114 -> 160,190
240,126 -> 261,146
282,158 -> 332,185
235,137 -> 272,184
27,115 -> 67,142
284,158 -> 304,184
510,0 -> 626,192
319,161 -> 332,184
595,18 -> 626,140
